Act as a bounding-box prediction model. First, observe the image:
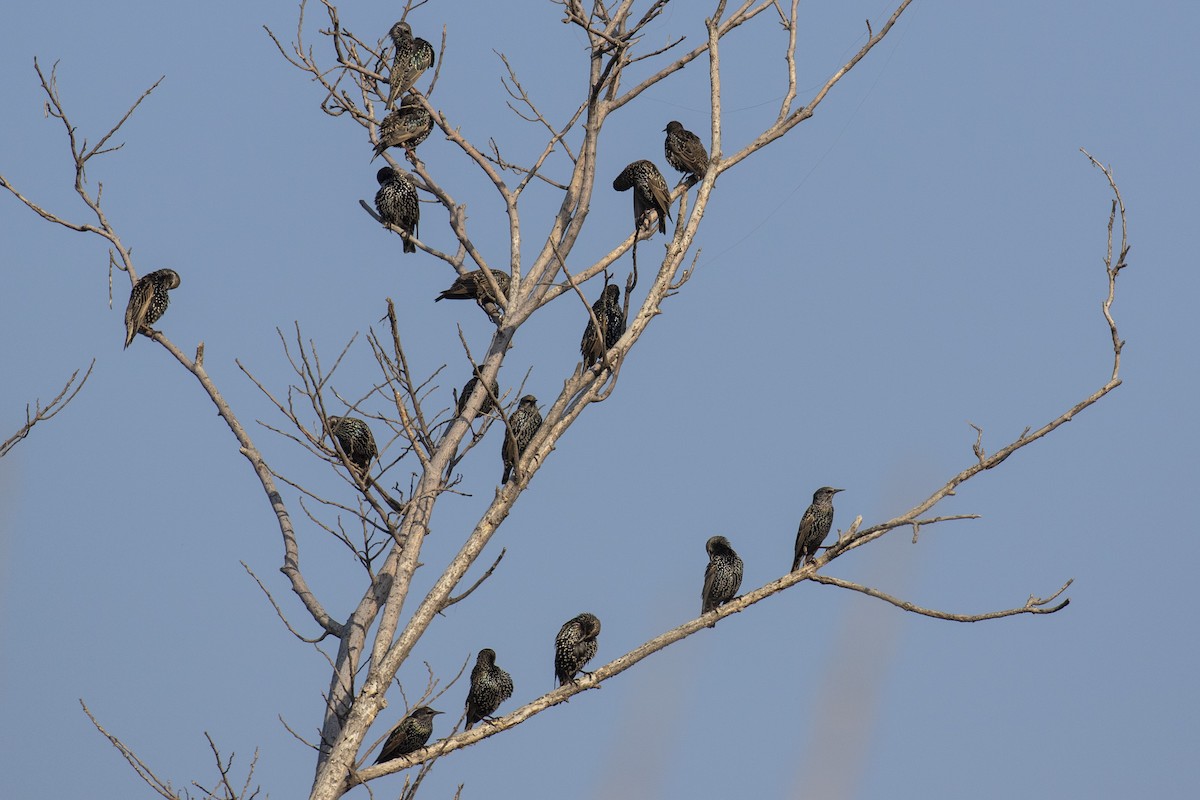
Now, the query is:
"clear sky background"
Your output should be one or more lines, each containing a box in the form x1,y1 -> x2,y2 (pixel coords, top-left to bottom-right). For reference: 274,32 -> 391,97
2,2 -> 1197,798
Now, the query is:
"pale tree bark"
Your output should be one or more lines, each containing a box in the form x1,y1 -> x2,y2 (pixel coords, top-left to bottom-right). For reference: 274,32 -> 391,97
0,2 -> 1132,799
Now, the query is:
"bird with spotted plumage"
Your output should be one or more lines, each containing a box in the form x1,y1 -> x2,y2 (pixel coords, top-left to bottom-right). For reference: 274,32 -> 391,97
500,394 -> 542,484
465,648 -> 514,730
384,21 -> 435,110
435,268 -> 511,319
327,415 -> 378,478
580,283 -> 627,369
374,166 -> 420,253
791,486 -> 844,571
613,159 -> 672,235
663,121 -> 709,185
701,535 -> 744,620
373,95 -> 433,160
457,367 -> 500,421
374,706 -> 442,764
555,612 -> 601,686
123,269 -> 181,349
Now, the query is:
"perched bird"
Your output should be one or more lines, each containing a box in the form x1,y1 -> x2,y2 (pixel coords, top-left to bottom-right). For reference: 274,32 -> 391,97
435,269 -> 512,318
328,416 -> 378,476
791,486 -> 845,571
385,21 -> 435,110
580,283 -> 627,368
373,95 -> 433,160
613,160 -> 672,235
500,395 -> 542,484
374,706 -> 442,764
456,368 -> 500,420
465,648 -> 514,730
374,166 -> 420,253
701,535 -> 744,618
663,121 -> 709,184
555,612 -> 601,686
123,269 -> 181,348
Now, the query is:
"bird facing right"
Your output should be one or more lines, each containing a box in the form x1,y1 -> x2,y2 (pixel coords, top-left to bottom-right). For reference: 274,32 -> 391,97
791,486 -> 844,571
663,120 -> 709,185
612,159 -> 672,235
123,269 -> 181,348
374,706 -> 442,764
555,612 -> 602,686
465,648 -> 514,730
500,394 -> 542,484
374,166 -> 420,253
579,283 -> 627,368
701,535 -> 744,618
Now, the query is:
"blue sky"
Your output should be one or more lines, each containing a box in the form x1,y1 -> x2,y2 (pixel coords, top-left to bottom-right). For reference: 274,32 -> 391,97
2,2 -> 1197,798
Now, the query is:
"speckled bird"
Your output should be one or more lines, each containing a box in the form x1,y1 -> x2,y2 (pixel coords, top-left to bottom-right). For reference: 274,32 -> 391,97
465,648 -> 514,730
580,283 -> 627,368
791,486 -> 844,571
612,159 -> 672,235
701,535 -> 744,618
457,368 -> 500,420
385,21 -> 435,110
663,121 -> 709,184
123,269 -> 181,349
374,706 -> 442,764
373,95 -> 433,160
435,269 -> 512,318
374,166 -> 420,253
501,394 -> 542,484
328,416 -> 378,476
555,612 -> 601,686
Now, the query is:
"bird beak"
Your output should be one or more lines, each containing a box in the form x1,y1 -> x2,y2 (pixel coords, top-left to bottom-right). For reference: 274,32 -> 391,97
433,710 -> 444,715
833,488 -> 845,494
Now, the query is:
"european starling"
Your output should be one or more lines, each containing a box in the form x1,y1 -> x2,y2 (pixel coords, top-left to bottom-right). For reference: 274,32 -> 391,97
663,121 -> 709,184
457,368 -> 500,420
374,166 -> 420,253
612,160 -> 672,235
328,415 -> 378,476
385,21 -> 435,110
579,283 -> 627,368
555,612 -> 601,686
374,706 -> 442,764
435,269 -> 512,317
123,269 -> 181,348
500,394 -> 542,484
701,535 -> 744,617
791,486 -> 844,571
464,648 -> 514,730
373,95 -> 433,160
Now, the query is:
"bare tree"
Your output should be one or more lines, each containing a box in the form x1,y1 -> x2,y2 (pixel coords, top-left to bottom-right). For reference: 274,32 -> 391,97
0,2 -> 1132,799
